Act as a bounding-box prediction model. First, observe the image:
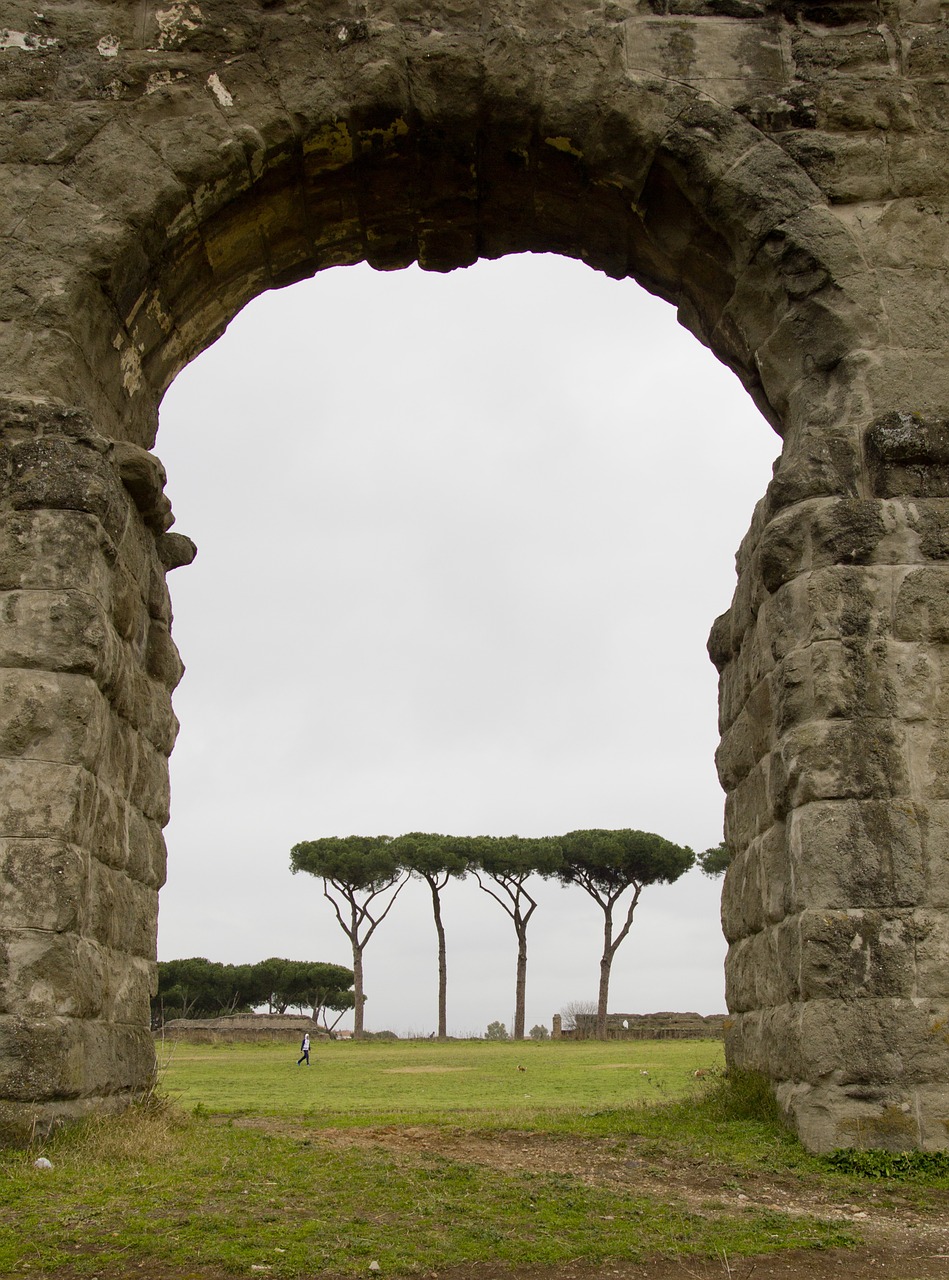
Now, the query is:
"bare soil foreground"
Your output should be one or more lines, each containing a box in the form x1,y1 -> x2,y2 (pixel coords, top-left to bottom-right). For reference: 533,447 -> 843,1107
14,1104 -> 949,1280
240,1118 -> 949,1280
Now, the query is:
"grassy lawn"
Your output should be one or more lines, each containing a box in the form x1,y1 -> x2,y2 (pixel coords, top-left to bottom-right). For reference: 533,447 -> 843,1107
1,1036 -> 927,1279
157,1035 -> 725,1123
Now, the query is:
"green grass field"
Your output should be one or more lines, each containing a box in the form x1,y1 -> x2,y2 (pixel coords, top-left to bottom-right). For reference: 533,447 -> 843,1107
157,1035 -> 725,1124
5,1036 -> 942,1279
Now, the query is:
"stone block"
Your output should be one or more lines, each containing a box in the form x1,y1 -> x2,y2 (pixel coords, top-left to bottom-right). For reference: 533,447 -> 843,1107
793,998 -> 949,1087
156,531 -> 197,573
758,499 -> 888,594
783,130 -> 892,204
721,840 -> 765,943
920,801 -> 949,907
110,566 -> 150,646
724,935 -> 763,1013
905,499 -> 949,561
757,507 -> 810,594
0,759 -> 164,887
887,640 -> 940,723
777,1078 -> 926,1154
723,756 -> 774,849
914,1083 -> 949,1149
723,1006 -> 763,1073
889,133 -> 949,202
817,82 -> 917,134
0,840 -> 88,933
128,736 -> 171,826
725,928 -> 795,1012
791,28 -> 892,78
86,861 -> 159,957
759,821 -> 793,924
792,909 -> 918,1002
0,589 -> 120,686
788,799 -> 926,910
811,499 -> 892,568
771,639 -> 895,734
0,1015 -> 155,1102
80,777 -> 127,873
5,435 -> 128,545
0,509 -> 115,597
0,931 -> 152,1025
866,351 -> 949,424
0,759 -> 94,844
144,620 -> 184,691
93,711 -> 139,800
111,442 -> 173,534
0,930 -> 107,1019
0,669 -> 108,767
714,679 -> 772,790
763,566 -> 891,663
757,292 -> 872,414
771,719 -> 909,817
762,403 -> 865,512
707,607 -> 736,676
906,24 -> 949,76
914,910 -> 949,999
877,273 -> 949,356
147,558 -> 173,624
894,567 -> 949,643
125,809 -> 167,892
105,642 -> 179,756
113,505 -> 161,603
716,623 -> 774,735
867,412 -> 949,498
904,720 -> 949,801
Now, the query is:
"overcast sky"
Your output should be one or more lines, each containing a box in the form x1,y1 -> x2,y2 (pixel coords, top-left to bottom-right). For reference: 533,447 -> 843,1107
154,252 -> 780,1037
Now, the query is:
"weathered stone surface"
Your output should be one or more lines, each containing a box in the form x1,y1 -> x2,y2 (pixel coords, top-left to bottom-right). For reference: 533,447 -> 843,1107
0,840 -> 88,934
0,1015 -> 155,1104
4,0 -> 949,1153
787,800 -> 926,911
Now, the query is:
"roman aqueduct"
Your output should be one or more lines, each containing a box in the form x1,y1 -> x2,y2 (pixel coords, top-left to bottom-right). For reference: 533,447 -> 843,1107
3,0 -> 949,1151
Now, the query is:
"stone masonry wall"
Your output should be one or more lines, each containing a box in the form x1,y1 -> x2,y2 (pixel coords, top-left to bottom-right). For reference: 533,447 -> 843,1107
0,401 -> 193,1141
712,414 -> 949,1150
3,0 -> 949,1150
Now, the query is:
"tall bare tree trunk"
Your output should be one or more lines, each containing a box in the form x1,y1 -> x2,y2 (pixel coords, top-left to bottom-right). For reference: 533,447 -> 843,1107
428,878 -> 449,1039
597,957 -> 612,1041
352,944 -> 366,1038
514,924 -> 528,1040
596,908 -> 615,1040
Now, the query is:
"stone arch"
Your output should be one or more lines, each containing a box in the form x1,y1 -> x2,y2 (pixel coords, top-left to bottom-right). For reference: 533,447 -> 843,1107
3,0 -> 948,1151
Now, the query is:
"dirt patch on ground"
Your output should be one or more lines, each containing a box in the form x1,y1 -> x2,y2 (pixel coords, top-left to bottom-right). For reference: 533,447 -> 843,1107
384,1067 -> 475,1074
588,1065 -> 652,1071
232,1118 -> 949,1280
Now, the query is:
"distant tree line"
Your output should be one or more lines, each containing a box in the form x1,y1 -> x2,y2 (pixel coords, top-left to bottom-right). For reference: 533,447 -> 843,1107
290,830 -> 728,1042
152,956 -> 355,1029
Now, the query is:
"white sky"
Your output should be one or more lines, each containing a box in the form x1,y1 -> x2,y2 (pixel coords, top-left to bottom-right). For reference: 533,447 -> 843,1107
155,252 -> 780,1037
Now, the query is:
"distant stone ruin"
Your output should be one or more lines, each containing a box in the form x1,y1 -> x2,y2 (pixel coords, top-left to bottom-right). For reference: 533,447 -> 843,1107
159,1014 -> 321,1046
563,1013 -> 727,1042
4,0 -> 949,1152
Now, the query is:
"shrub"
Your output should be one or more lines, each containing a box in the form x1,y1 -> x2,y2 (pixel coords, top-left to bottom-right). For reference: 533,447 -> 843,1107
698,1069 -> 784,1126
825,1149 -> 949,1180
485,1021 -> 510,1041
529,1024 -> 550,1041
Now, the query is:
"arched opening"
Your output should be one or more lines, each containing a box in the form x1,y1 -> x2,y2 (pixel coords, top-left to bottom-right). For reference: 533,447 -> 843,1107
155,252 -> 780,1034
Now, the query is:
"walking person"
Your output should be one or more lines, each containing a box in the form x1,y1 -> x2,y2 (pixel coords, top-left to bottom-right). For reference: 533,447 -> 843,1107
297,1031 -> 311,1066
